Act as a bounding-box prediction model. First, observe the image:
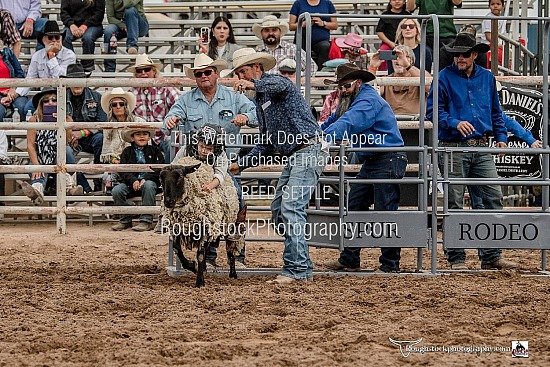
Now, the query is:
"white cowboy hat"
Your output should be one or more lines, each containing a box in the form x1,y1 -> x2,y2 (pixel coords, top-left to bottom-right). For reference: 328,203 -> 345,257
229,48 -> 276,73
184,53 -> 227,79
122,128 -> 157,143
101,87 -> 137,114
127,54 -> 162,73
252,15 -> 289,39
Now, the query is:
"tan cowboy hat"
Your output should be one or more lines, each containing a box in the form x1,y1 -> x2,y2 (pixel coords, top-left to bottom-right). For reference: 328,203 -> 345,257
252,15 -> 289,39
230,48 -> 276,73
101,87 -> 137,113
127,54 -> 162,73
122,128 -> 157,143
184,53 -> 227,79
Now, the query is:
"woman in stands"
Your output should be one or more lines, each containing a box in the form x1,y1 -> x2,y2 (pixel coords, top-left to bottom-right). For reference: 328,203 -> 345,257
389,18 -> 433,74
199,16 -> 242,71
61,0 -> 105,72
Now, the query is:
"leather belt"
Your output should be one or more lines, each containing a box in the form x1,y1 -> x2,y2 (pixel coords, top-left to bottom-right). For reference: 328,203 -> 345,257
287,137 -> 321,156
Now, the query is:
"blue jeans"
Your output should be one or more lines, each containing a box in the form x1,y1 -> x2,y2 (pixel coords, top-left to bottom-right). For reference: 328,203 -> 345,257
63,26 -> 103,69
67,133 -> 103,192
29,145 -> 76,188
271,144 -> 327,280
16,18 -> 48,50
23,98 -> 35,118
438,143 -> 503,265
338,152 -> 408,272
112,180 -> 157,224
103,7 -> 149,72
0,96 -> 28,121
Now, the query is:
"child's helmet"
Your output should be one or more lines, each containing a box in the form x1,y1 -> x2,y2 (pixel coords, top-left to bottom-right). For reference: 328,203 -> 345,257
187,124 -> 225,163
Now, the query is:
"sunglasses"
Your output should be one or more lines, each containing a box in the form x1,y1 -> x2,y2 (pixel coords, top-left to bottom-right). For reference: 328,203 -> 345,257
400,24 -> 416,30
135,67 -> 152,74
454,51 -> 472,58
42,97 -> 57,103
110,101 -> 127,108
47,35 -> 61,41
194,69 -> 214,78
338,80 -> 358,90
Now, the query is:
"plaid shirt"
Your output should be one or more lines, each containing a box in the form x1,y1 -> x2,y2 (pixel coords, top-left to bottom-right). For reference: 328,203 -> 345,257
0,9 -> 22,46
257,40 -> 317,75
130,86 -> 181,144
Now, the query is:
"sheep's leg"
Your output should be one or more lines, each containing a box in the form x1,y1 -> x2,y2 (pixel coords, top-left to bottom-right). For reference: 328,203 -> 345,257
173,235 -> 196,274
195,244 -> 207,288
227,250 -> 237,279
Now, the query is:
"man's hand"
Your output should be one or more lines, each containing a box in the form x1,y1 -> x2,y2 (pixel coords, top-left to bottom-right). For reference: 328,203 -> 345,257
70,131 -> 82,141
531,140 -> 542,149
165,116 -> 181,130
20,20 -> 33,37
0,96 -> 10,107
369,51 -> 383,69
70,24 -> 83,38
48,42 -> 62,54
394,48 -> 410,68
234,80 -> 254,93
229,162 -> 240,175
231,113 -> 249,127
456,121 -> 476,137
133,180 -> 141,191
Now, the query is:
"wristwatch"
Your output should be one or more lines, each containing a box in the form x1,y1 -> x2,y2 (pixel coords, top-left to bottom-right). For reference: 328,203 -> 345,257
322,20 -> 327,28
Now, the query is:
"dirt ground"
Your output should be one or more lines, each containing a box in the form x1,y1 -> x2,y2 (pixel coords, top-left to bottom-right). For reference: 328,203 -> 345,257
0,220 -> 549,366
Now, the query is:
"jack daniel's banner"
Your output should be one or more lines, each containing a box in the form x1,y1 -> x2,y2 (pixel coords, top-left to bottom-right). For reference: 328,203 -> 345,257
488,85 -> 543,178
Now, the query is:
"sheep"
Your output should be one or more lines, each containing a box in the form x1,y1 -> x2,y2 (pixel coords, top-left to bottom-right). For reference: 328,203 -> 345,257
156,156 -> 244,287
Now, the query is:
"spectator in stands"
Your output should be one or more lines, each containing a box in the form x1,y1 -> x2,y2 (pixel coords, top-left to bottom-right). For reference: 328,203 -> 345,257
376,0 -> 411,71
104,0 -> 149,72
289,0 -> 338,69
370,45 -> 431,115
0,34 -> 28,122
63,63 -> 106,193
61,0 -> 105,72
325,33 -> 368,71
322,63 -> 407,273
21,88 -> 84,205
228,48 -> 326,284
439,24 -> 487,70
254,15 -> 318,75
389,18 -> 432,74
199,16 -> 243,71
426,33 -> 516,270
482,0 -> 507,68
278,58 -> 319,120
111,128 -> 163,232
14,20 -> 76,118
0,8 -> 22,57
128,54 -> 180,164
0,0 -> 48,52
407,0 -> 462,50
163,53 -> 257,267
100,88 -> 143,165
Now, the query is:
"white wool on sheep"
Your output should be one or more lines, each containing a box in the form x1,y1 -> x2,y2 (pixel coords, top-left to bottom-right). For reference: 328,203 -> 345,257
162,156 -> 243,255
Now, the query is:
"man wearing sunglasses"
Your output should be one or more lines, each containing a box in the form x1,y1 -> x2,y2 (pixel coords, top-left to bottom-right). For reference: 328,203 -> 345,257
322,63 -> 407,274
13,20 -> 76,118
426,33 -> 516,271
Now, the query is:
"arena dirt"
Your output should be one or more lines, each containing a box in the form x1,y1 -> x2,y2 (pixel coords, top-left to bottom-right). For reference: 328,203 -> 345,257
0,221 -> 549,366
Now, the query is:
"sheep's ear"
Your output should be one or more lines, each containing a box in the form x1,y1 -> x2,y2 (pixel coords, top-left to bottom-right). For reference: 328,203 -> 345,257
182,163 -> 201,175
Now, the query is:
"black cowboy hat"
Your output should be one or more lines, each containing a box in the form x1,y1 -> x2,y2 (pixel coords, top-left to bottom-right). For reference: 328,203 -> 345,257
61,63 -> 92,78
32,88 -> 57,109
37,20 -> 62,46
323,63 -> 375,86
444,33 -> 490,54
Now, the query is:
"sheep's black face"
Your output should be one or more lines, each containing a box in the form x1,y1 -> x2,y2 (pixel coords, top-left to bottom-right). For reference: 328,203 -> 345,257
159,164 -> 201,208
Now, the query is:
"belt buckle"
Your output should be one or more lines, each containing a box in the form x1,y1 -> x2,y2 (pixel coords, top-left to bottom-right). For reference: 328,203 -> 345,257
466,138 -> 477,147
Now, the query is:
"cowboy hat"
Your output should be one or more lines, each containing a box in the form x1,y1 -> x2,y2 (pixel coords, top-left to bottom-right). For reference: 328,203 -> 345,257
127,54 -> 162,73
334,33 -> 367,52
252,15 -> 289,39
184,53 -> 227,79
122,128 -> 157,143
101,87 -> 136,113
445,33 -> 490,54
230,48 -> 276,73
32,88 -> 58,109
61,63 -> 91,78
323,63 -> 375,86
37,20 -> 62,46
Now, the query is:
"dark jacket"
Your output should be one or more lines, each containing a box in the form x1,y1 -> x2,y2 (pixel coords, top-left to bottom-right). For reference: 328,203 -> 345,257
66,87 -> 107,134
119,143 -> 164,187
0,47 -> 25,79
61,0 -> 105,28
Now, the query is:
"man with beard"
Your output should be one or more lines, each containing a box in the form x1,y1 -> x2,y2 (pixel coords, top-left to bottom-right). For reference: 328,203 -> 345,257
322,63 -> 408,273
253,15 -> 317,75
427,33 -> 516,270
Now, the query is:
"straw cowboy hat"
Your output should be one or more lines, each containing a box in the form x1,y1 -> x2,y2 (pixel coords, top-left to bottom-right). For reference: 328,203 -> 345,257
230,48 -> 277,73
444,33 -> 490,54
122,128 -> 157,143
323,63 -> 376,86
184,53 -> 227,79
101,87 -> 137,113
61,63 -> 92,78
334,33 -> 367,52
252,15 -> 289,39
127,54 -> 162,73
37,20 -> 62,46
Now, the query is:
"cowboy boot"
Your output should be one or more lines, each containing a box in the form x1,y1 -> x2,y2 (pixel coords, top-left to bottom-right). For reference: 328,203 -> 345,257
21,182 -> 44,205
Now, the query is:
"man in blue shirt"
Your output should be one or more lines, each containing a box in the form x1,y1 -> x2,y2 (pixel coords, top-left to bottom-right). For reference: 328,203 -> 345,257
322,63 -> 408,273
228,48 -> 327,284
426,34 -> 517,270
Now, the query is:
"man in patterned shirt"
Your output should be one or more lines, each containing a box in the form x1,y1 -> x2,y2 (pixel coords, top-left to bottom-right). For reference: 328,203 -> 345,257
253,15 -> 317,75
128,54 -> 180,164
0,8 -> 22,57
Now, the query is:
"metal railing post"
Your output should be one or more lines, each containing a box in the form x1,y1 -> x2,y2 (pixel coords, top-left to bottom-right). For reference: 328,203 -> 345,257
56,85 -> 67,234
